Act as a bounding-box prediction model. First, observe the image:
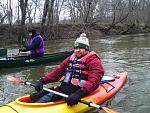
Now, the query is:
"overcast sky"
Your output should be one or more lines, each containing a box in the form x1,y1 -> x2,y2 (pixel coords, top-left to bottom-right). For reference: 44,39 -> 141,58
0,0 -> 69,23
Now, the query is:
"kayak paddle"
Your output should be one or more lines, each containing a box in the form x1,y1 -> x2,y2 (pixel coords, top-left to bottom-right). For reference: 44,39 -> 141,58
7,76 -> 119,113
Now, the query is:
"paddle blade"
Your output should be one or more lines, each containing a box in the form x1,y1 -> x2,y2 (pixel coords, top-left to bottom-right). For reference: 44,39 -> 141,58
7,76 -> 24,84
102,107 -> 120,113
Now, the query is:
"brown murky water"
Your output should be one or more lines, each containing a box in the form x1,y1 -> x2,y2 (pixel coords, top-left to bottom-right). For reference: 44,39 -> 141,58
0,33 -> 150,113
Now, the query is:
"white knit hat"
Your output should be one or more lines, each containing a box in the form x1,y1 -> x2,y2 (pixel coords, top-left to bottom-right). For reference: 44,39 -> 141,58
74,33 -> 90,50
80,33 -> 86,37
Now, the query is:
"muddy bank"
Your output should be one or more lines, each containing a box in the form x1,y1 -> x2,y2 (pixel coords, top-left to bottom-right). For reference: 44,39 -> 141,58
0,23 -> 150,45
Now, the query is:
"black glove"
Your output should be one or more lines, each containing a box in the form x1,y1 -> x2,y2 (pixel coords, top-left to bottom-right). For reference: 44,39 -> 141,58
66,89 -> 84,106
34,79 -> 45,91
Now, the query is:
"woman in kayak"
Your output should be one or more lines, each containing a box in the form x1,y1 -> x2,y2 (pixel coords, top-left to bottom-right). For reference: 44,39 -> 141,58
19,29 -> 45,57
30,33 -> 105,106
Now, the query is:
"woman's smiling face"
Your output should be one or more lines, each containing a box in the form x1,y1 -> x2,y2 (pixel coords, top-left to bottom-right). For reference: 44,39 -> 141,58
74,47 -> 89,58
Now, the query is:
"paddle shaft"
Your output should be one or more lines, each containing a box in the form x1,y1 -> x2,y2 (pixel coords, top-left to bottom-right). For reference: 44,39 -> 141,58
25,81 -> 102,109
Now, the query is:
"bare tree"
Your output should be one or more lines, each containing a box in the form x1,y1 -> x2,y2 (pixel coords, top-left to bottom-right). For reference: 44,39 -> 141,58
0,1 -> 8,24
8,0 -> 13,39
54,0 -> 65,24
18,0 -> 28,43
40,0 -> 49,36
1,0 -> 150,41
145,1 -> 150,26
47,0 -> 55,25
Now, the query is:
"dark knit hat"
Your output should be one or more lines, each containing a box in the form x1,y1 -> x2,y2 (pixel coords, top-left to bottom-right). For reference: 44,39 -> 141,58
28,29 -> 37,36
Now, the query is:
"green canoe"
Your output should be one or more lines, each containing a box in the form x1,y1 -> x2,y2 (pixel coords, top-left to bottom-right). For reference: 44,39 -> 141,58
0,50 -> 73,68
0,48 -> 7,57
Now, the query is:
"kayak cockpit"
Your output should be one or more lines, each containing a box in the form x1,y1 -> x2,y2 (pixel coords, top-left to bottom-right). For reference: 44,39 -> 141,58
15,95 -> 65,107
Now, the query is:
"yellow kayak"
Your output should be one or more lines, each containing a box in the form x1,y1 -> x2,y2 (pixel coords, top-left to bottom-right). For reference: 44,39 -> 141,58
0,72 -> 127,113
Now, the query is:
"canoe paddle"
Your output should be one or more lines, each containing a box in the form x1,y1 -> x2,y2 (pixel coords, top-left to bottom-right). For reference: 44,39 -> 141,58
7,76 -> 119,113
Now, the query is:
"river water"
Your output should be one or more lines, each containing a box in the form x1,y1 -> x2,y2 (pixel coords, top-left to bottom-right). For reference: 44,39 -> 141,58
0,33 -> 150,113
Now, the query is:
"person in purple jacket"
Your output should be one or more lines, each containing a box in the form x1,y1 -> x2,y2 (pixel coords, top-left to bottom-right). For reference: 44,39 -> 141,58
19,29 -> 45,57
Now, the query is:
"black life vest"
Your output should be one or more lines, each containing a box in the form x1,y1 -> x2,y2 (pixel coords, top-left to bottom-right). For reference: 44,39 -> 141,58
63,51 -> 99,87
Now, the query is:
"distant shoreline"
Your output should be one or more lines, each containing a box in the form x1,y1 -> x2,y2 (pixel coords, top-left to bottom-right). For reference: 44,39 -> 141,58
0,23 -> 150,45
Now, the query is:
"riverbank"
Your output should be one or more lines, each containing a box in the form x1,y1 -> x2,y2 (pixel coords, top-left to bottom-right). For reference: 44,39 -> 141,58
0,23 -> 150,46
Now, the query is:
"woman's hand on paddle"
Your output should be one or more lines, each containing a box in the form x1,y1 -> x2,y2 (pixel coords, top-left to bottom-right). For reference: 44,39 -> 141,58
66,89 -> 84,106
34,79 -> 44,91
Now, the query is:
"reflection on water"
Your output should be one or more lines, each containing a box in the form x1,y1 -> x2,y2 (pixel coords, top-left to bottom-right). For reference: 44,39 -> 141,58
0,33 -> 150,113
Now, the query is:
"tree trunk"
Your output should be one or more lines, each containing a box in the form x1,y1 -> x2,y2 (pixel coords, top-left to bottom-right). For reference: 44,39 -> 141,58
8,0 -> 12,39
46,0 -> 55,39
18,0 -> 28,43
40,0 -> 49,36
84,0 -> 93,23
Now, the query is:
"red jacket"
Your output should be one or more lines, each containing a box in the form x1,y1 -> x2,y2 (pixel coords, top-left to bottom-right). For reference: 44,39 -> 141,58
43,52 -> 105,95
